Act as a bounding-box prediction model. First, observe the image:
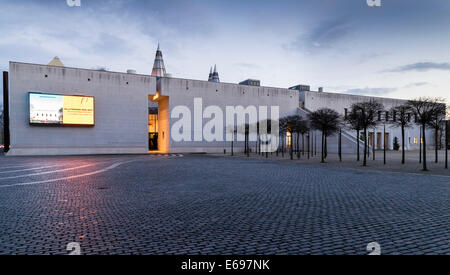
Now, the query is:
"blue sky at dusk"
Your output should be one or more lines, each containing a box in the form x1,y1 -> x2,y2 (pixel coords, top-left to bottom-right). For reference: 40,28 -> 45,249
0,0 -> 449,104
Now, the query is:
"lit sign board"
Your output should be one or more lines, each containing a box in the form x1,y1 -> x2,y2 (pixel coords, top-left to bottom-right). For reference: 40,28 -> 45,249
29,92 -> 94,126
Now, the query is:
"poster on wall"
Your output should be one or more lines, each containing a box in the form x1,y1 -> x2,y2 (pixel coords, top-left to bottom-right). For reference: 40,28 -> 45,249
29,92 -> 94,126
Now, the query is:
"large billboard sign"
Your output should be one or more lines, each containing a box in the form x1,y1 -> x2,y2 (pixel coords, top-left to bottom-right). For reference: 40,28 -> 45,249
29,92 -> 94,126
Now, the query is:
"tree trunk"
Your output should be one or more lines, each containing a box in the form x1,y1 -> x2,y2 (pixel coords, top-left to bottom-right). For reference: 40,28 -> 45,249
339,128 -> 342,162
290,133 -> 293,160
244,133 -> 247,155
302,134 -> 305,156
265,134 -> 268,158
363,127 -> 367,166
372,129 -> 375,161
422,123 -> 428,171
307,133 -> 310,159
259,135 -> 261,155
321,131 -> 325,163
401,125 -> 405,164
247,134 -> 250,157
383,124 -> 386,165
419,126 -> 422,163
445,122 -> 448,169
356,130 -> 360,161
435,128 -> 438,163
314,132 -> 317,156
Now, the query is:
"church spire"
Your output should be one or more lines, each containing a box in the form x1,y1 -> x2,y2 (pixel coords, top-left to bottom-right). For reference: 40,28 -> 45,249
208,66 -> 213,81
151,43 -> 167,77
211,64 -> 220,82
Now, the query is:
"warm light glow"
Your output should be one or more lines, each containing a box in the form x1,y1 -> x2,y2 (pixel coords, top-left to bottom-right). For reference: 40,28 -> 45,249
152,93 -> 160,101
414,137 -> 418,144
286,132 -> 292,148
148,114 -> 158,133
62,95 -> 94,125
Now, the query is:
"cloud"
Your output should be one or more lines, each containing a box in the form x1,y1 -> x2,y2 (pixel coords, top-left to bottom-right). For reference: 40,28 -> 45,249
343,87 -> 397,96
285,17 -> 354,53
388,62 -> 450,72
233,62 -> 261,69
405,82 -> 428,88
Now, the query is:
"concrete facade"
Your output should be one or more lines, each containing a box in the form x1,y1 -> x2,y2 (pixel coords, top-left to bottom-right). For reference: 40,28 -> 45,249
159,77 -> 299,153
6,62 -> 299,156
5,61 -> 438,156
7,62 -> 156,155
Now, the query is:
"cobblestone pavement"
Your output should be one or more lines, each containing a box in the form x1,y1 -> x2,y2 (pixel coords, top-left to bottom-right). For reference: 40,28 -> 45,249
0,154 -> 449,255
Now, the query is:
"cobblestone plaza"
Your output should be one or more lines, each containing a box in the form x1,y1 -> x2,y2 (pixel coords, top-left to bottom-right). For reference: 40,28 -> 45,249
0,154 -> 448,255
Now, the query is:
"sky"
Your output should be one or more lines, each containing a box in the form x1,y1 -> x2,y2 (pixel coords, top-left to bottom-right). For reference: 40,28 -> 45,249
1,0 -> 449,106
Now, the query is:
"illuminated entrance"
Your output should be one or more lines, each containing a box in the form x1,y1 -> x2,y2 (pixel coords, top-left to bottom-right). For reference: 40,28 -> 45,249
148,94 -> 169,153
148,107 -> 158,151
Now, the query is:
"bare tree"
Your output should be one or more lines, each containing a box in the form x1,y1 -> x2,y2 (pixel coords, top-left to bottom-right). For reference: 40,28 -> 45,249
427,101 -> 446,163
308,108 -> 341,163
345,108 -> 363,161
408,97 -> 446,171
290,116 -> 309,159
350,100 -> 384,166
389,104 -> 413,164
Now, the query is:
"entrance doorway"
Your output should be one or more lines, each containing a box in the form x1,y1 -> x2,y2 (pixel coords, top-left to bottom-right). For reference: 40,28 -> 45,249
148,94 -> 169,153
148,107 -> 159,151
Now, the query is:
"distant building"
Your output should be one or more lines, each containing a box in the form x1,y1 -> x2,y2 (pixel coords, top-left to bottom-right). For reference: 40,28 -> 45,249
48,56 -> 64,67
239,79 -> 260,86
289,84 -> 310,92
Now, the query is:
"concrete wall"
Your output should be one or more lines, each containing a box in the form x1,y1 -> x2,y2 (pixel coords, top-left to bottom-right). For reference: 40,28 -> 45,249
7,62 -> 299,155
300,91 -> 435,151
160,77 -> 299,153
7,62 -> 157,155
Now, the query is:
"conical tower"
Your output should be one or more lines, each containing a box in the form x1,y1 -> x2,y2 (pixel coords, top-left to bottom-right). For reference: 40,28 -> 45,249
48,56 -> 64,67
151,43 -> 167,77
208,67 -> 213,81
211,64 -> 220,83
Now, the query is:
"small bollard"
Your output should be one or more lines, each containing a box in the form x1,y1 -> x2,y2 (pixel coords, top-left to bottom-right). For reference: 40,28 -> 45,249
224,149 -> 226,154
